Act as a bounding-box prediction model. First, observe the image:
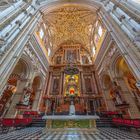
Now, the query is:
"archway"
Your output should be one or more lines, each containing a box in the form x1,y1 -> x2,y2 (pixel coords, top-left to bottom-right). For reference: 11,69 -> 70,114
116,57 -> 140,111
102,74 -> 116,111
31,76 -> 42,111
112,56 -> 140,118
0,58 -> 31,118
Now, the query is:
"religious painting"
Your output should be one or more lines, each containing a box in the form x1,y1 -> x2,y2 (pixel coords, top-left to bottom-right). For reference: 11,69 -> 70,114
84,76 -> 92,93
56,56 -> 61,64
66,85 -> 78,97
51,77 -> 60,95
66,50 -> 77,62
64,75 -> 80,97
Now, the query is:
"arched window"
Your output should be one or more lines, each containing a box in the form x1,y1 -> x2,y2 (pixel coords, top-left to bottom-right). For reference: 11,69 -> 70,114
39,28 -> 44,39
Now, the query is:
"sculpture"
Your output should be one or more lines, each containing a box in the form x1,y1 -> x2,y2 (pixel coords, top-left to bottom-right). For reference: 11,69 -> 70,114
22,84 -> 32,106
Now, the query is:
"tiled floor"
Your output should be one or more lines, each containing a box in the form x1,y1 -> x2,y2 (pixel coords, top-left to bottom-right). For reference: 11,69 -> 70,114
0,127 -> 140,140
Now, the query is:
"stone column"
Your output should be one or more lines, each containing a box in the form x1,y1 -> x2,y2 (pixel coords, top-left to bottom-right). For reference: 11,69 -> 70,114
60,70 -> 64,95
81,72 -> 86,94
79,71 -> 83,95
0,11 -> 41,94
92,71 -> 98,94
99,6 -> 140,82
47,72 -> 52,96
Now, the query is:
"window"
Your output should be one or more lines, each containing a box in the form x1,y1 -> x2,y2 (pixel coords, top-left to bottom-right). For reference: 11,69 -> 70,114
98,26 -> 103,37
39,28 -> 44,39
92,47 -> 96,55
48,48 -> 51,56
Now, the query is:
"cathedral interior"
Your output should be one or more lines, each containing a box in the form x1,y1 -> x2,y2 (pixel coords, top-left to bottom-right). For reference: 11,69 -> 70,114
0,0 -> 140,139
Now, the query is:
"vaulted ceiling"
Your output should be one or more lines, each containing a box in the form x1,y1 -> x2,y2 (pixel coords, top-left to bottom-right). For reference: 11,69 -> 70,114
43,5 -> 97,52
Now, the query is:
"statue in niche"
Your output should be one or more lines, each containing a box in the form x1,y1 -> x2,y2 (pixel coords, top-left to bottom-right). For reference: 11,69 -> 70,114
52,78 -> 59,94
22,84 -> 32,106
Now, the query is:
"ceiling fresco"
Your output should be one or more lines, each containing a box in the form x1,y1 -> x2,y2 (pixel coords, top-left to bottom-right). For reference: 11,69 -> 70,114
43,5 -> 97,50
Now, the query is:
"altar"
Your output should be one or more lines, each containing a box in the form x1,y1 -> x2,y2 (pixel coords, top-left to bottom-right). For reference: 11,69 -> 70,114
42,115 -> 99,129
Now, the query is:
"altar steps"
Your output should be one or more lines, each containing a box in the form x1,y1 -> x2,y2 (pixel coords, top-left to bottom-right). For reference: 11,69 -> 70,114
96,117 -> 112,127
31,119 -> 46,127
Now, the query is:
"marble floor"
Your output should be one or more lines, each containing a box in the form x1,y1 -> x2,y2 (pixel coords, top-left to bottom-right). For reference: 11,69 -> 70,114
0,127 -> 140,140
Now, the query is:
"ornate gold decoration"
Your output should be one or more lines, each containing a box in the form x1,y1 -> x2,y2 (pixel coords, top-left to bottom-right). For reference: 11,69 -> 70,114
43,5 -> 96,50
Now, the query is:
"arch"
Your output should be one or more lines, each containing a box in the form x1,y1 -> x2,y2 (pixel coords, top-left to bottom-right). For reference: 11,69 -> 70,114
32,73 -> 44,89
40,1 -> 100,15
0,56 -> 33,117
100,73 -> 117,111
31,75 -> 44,110
37,0 -> 140,82
112,55 -> 136,81
32,76 -> 41,91
12,59 -> 28,78
111,56 -> 140,115
20,54 -> 34,79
